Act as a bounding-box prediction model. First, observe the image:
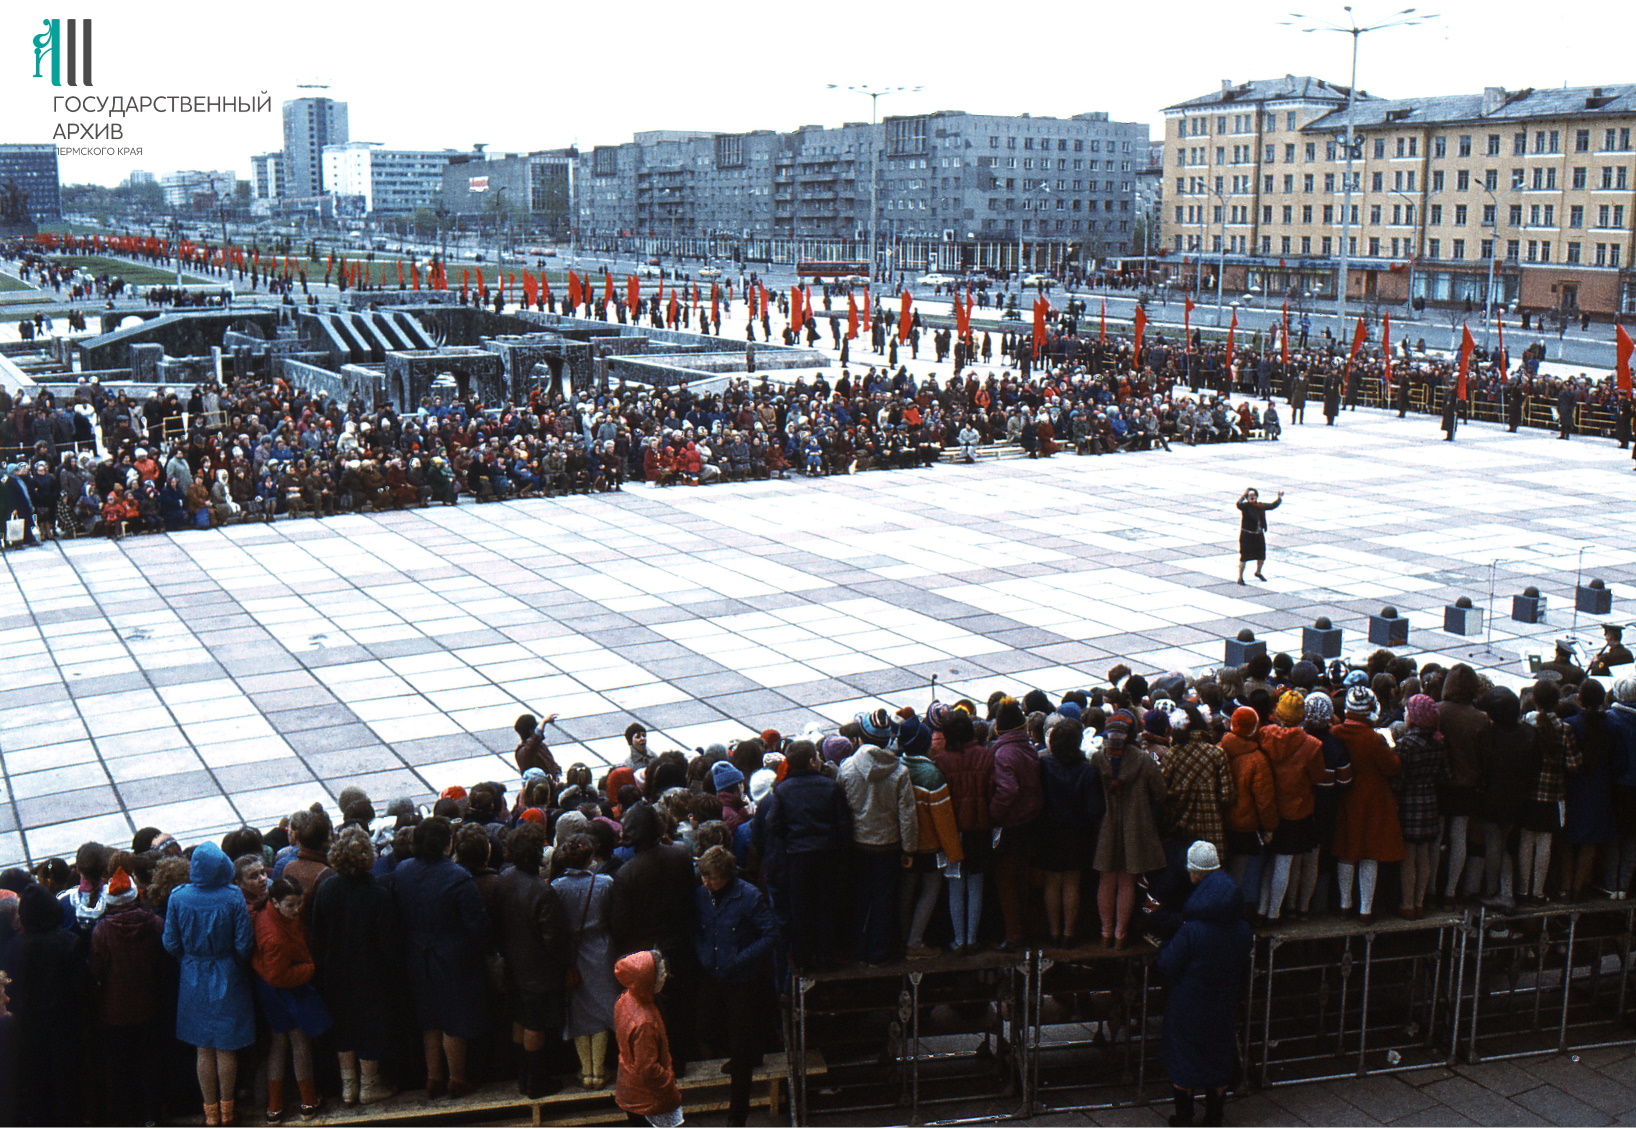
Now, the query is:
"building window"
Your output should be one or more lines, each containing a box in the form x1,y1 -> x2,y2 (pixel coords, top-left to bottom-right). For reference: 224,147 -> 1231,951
1305,142 -> 1317,161
1431,170 -> 1445,192
1480,238 -> 1493,258
1323,204 -> 1334,223
1371,171 -> 1383,191
1374,139 -> 1387,158
1370,204 -> 1382,224
1570,204 -> 1584,227
1429,203 -> 1443,225
1514,132 -> 1527,156
1284,143 -> 1295,162
1321,236 -> 1332,255
1368,237 -> 1380,256
1567,241 -> 1582,263
1614,246 -> 1623,266
1507,239 -> 1520,260
1510,204 -> 1523,226
1526,240 -> 1538,262
1428,237 -> 1441,259
1576,129 -> 1592,153
1283,174 -> 1295,192
1301,235 -> 1312,253
1452,239 -> 1465,259
1283,204 -> 1293,223
1454,204 -> 1468,225
1433,136 -> 1447,158
1459,135 -> 1472,157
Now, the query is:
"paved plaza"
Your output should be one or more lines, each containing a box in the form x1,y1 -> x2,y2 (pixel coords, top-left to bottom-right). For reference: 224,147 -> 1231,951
1,401 -> 1634,871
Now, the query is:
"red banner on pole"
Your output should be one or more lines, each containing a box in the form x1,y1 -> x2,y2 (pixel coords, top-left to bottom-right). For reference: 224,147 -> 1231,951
1281,299 -> 1291,366
1031,295 -> 1047,359
1133,306 -> 1147,364
627,274 -> 640,317
1617,324 -> 1634,394
1382,312 -> 1392,386
1225,309 -> 1238,373
847,292 -> 859,339
899,290 -> 912,342
1457,323 -> 1475,400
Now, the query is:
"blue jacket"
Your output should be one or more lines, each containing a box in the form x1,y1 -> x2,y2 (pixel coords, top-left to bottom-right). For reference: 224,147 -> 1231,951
1157,868 -> 1252,1090
694,876 -> 778,984
761,770 -> 852,872
389,855 -> 493,1040
162,842 -> 255,1050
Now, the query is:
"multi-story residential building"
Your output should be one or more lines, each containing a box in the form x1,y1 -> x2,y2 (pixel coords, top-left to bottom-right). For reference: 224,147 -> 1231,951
576,110 -> 1148,274
159,169 -> 234,209
282,97 -> 348,201
250,152 -> 282,201
322,142 -> 457,216
438,149 -> 576,237
0,143 -> 62,222
1162,77 -> 1636,318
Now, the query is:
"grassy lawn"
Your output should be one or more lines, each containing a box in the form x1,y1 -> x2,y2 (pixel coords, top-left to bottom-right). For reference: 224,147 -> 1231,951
0,274 -> 36,292
46,254 -> 213,287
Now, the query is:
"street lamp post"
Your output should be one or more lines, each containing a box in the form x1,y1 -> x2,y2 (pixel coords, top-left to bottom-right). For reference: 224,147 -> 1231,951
1390,188 -> 1419,312
1209,184 -> 1228,326
1283,6 -> 1439,336
1017,182 -> 1052,283
829,84 -> 921,283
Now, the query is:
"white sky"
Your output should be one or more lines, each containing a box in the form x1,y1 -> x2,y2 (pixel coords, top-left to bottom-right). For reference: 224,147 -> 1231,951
5,0 -> 1628,189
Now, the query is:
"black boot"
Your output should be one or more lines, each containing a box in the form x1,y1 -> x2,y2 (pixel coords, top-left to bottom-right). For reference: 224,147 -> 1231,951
523,1048 -> 562,1099
1202,1088 -> 1226,1127
1170,1087 -> 1195,1127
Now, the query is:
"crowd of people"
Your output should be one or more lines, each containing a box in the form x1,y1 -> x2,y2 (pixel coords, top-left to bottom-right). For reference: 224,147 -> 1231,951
4,647 -> 1635,1127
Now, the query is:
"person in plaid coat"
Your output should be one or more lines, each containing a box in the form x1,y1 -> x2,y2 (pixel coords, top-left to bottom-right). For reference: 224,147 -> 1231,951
1162,704 -> 1236,856
1518,680 -> 1582,902
1393,695 -> 1450,919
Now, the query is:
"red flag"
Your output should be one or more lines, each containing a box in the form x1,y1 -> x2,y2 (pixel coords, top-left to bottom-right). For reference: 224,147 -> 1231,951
1617,323 -> 1634,394
1032,295 -> 1047,359
861,287 -> 872,332
522,271 -> 536,306
899,290 -> 912,342
1456,323 -> 1475,400
711,282 -> 720,323
803,285 -> 815,329
847,291 -> 859,339
691,284 -> 700,317
1099,296 -> 1107,344
540,274 -> 551,307
758,283 -> 770,320
790,285 -> 803,331
1184,296 -> 1195,341
1382,312 -> 1392,386
627,274 -> 640,316
1225,309 -> 1239,373
954,291 -> 970,339
1133,306 -> 1147,363
1344,315 -> 1367,385
568,270 -> 582,309
603,270 -> 614,308
1281,299 -> 1291,366
1496,308 -> 1507,371
476,267 -> 487,297
667,287 -> 679,327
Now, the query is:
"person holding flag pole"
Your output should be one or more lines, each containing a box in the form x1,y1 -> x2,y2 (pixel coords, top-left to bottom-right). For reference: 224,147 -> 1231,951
1443,323 -> 1476,442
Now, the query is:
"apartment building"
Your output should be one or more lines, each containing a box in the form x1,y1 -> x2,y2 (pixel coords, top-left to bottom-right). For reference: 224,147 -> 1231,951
576,110 -> 1148,274
1162,77 -> 1636,317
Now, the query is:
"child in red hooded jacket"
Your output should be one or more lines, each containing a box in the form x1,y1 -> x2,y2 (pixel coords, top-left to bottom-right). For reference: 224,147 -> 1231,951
253,876 -> 332,1121
614,949 -> 684,1127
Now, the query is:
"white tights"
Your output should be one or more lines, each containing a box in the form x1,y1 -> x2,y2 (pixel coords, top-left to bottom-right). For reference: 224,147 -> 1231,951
1336,858 -> 1379,915
1517,829 -> 1553,898
1259,849 -> 1320,919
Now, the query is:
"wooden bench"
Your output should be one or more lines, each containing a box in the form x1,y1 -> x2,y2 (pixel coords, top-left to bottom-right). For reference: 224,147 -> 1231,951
285,1050 -> 826,1127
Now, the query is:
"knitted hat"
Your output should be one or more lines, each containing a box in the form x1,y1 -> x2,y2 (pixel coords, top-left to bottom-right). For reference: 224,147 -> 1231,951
1343,669 -> 1369,688
1142,709 -> 1171,738
1058,701 -> 1083,721
1304,692 -> 1335,726
749,767 -> 777,804
858,708 -> 895,746
104,867 -> 137,908
895,718 -> 933,759
711,761 -> 745,792
1186,841 -> 1221,871
1405,693 -> 1440,730
1290,661 -> 1320,689
519,808 -> 546,824
440,785 -> 467,801
521,767 -> 547,786
1230,706 -> 1260,738
1344,685 -> 1379,719
1275,690 -> 1306,726
821,734 -> 854,765
926,701 -> 953,732
1614,678 -> 1636,705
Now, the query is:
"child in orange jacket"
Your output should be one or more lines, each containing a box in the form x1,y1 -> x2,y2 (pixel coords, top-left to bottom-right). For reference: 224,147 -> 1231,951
253,877 -> 332,1120
614,950 -> 684,1127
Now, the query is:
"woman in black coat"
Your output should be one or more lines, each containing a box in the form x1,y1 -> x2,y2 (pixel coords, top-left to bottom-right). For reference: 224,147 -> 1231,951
388,817 -> 493,1099
310,828 -> 405,1107
490,822 -> 570,1099
3,885 -> 88,1125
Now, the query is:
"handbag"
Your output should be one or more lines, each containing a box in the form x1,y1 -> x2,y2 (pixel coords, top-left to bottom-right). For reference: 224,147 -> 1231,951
4,517 -> 22,544
563,874 -> 595,993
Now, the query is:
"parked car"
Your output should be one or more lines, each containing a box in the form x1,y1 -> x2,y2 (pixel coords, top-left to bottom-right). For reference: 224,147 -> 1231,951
918,273 -> 957,287
637,264 -> 661,278
698,266 -> 724,279
1022,274 -> 1058,289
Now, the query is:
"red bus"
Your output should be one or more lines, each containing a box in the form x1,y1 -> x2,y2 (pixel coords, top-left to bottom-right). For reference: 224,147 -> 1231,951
796,260 -> 869,280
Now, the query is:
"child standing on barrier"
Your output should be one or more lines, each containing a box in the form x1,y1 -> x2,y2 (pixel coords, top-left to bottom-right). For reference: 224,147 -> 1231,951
614,950 -> 684,1128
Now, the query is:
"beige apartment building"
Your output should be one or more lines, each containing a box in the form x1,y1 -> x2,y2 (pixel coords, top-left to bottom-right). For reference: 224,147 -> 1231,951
1160,77 -> 1636,319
